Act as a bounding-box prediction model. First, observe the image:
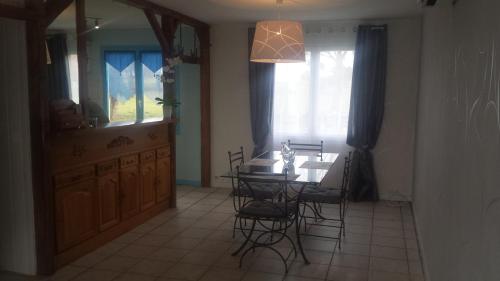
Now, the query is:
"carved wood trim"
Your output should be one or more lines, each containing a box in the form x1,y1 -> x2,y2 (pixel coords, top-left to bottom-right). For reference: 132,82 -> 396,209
107,136 -> 135,149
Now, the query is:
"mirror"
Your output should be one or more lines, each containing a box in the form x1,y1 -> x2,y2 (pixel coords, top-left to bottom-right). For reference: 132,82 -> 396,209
85,0 -> 165,124
47,2 -> 90,130
47,3 -> 79,104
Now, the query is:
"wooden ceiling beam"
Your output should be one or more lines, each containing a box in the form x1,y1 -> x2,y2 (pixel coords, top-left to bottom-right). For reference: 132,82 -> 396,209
44,0 -> 74,27
0,3 -> 43,21
144,10 -> 170,54
115,0 -> 208,29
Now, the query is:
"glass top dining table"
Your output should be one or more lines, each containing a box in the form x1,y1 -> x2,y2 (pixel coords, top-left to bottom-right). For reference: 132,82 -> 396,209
222,150 -> 339,184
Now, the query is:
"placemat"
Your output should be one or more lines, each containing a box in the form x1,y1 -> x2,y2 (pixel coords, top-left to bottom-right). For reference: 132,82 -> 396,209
299,161 -> 333,170
241,173 -> 300,181
246,158 -> 279,167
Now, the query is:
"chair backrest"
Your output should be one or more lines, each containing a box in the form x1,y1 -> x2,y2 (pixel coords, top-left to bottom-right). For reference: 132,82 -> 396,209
340,151 -> 353,197
287,140 -> 324,155
236,167 -> 293,217
228,146 -> 245,189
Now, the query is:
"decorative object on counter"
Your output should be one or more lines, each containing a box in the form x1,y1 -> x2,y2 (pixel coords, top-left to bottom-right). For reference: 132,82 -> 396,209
280,142 -> 295,167
87,117 -> 98,128
50,99 -> 86,131
155,56 -> 182,84
83,98 -> 110,125
155,97 -> 181,119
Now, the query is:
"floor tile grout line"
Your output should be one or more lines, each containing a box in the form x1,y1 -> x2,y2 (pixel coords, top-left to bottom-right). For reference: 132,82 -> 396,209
367,202 -> 375,281
156,187 -> 228,281
54,188 -> 410,281
68,186 -> 224,281
401,204 -> 412,278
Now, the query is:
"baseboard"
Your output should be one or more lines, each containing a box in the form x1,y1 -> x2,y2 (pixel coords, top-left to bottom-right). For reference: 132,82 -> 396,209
411,202 -> 432,281
176,179 -> 201,187
379,192 -> 412,202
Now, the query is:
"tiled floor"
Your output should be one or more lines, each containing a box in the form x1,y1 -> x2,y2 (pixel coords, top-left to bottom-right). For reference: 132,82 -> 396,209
1,186 -> 425,281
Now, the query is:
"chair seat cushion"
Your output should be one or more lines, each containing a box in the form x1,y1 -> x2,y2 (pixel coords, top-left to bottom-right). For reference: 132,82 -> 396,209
300,187 -> 342,204
235,183 -> 282,199
239,201 -> 297,218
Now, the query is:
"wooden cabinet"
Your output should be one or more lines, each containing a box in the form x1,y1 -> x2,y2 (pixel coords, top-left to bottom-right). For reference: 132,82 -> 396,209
55,179 -> 98,252
51,121 -> 174,267
156,156 -> 171,202
120,165 -> 140,220
97,173 -> 120,231
140,161 -> 156,210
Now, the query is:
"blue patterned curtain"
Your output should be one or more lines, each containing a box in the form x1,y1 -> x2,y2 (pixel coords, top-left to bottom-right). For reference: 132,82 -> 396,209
141,52 -> 163,73
105,52 -> 135,73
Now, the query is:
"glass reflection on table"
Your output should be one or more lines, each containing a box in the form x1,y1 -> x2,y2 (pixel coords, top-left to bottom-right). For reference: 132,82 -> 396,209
235,151 -> 339,184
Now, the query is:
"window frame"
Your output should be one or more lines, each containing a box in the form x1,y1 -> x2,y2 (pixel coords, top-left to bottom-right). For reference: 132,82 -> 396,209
273,47 -> 355,143
102,46 -> 163,122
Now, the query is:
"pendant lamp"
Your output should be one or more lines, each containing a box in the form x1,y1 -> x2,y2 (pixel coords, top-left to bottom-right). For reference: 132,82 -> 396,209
250,2 -> 305,63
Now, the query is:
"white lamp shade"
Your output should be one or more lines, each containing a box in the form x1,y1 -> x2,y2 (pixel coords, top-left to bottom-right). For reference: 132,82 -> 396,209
251,20 -> 305,63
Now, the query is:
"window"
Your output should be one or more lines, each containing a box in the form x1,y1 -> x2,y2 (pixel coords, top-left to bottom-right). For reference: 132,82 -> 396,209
104,50 -> 163,122
67,54 -> 79,104
273,49 -> 354,146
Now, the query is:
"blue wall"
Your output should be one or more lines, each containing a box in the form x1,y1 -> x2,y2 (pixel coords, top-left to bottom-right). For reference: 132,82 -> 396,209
175,64 -> 201,186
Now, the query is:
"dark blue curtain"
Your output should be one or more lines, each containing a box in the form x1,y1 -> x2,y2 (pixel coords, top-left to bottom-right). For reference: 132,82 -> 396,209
248,28 -> 275,157
347,25 -> 388,202
47,34 -> 70,100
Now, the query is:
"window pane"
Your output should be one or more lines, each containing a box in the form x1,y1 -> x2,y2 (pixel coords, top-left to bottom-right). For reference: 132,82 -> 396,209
315,50 -> 354,136
274,52 -> 311,138
105,52 -> 136,122
141,52 -> 164,119
67,54 -> 79,104
273,50 -> 354,146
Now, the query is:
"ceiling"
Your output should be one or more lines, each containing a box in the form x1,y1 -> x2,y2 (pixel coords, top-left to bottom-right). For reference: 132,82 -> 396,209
150,0 -> 422,23
49,0 -> 150,31
48,0 -> 422,31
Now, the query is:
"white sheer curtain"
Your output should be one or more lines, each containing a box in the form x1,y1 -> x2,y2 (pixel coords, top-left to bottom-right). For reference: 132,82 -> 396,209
273,22 -> 357,154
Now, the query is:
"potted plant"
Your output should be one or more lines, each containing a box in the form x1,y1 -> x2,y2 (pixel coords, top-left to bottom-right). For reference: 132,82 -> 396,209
155,97 -> 180,119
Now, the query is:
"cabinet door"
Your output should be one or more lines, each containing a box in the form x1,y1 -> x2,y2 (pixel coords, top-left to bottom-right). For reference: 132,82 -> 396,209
156,157 -> 171,203
120,165 -> 140,220
55,179 -> 98,252
98,173 -> 120,231
140,162 -> 156,210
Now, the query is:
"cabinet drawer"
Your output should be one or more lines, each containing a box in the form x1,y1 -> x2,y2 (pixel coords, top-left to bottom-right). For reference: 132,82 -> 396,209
120,154 -> 139,168
157,146 -> 171,159
97,160 -> 118,176
54,166 -> 95,187
140,150 -> 156,163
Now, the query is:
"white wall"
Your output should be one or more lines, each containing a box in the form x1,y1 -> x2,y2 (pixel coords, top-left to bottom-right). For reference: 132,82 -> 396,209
373,17 -> 421,201
0,16 -> 37,275
210,18 -> 422,202
211,23 -> 254,187
413,0 -> 500,280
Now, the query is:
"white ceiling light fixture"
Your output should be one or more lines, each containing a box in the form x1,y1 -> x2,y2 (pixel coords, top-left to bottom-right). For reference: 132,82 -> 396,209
250,0 -> 305,63
87,17 -> 102,30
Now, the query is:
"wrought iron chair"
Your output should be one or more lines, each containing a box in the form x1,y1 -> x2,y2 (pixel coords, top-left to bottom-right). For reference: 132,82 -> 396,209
296,152 -> 352,264
228,147 -> 281,238
287,139 -> 324,158
231,167 -> 299,273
